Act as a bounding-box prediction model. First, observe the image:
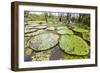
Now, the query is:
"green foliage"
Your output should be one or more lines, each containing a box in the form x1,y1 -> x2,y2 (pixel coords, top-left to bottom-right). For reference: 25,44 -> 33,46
79,14 -> 90,27
56,26 -> 73,35
47,23 -> 65,27
25,47 -> 33,56
59,35 -> 89,55
25,30 -> 46,37
24,11 -> 30,18
72,26 -> 88,32
64,54 -> 89,60
32,49 -> 52,61
82,32 -> 90,41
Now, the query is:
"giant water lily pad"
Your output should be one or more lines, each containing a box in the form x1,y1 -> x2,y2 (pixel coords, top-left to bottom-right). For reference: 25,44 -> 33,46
57,29 -> 73,35
34,25 -> 47,29
82,32 -> 90,41
59,35 -> 89,55
25,29 -> 37,34
32,49 -> 52,61
46,27 -> 55,30
29,32 -> 59,51
72,26 -> 88,32
25,47 -> 33,56
27,21 -> 40,26
25,24 -> 40,29
56,26 -> 73,35
25,30 -> 46,37
64,54 -> 89,60
24,37 -> 30,48
56,26 -> 69,30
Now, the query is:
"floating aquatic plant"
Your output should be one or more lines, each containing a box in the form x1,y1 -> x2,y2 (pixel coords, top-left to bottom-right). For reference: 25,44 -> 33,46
59,35 -> 89,55
55,26 -> 73,35
72,26 -> 88,33
29,32 -> 59,51
31,49 -> 52,61
24,23 -> 90,61
64,54 -> 89,60
82,32 -> 90,41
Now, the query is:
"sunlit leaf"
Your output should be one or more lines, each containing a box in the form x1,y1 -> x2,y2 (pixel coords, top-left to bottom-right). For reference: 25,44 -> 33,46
72,26 -> 88,32
59,35 -> 89,55
82,32 -> 90,41
56,26 -> 73,35
64,54 -> 89,60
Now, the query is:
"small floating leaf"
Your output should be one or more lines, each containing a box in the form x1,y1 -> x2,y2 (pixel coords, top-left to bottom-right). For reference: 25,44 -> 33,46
59,35 -> 89,55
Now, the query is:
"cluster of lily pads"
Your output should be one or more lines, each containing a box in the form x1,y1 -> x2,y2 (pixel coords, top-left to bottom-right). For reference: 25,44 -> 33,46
24,23 -> 90,61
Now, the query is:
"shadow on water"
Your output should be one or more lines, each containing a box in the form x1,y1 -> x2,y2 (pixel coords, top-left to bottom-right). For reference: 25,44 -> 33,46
50,45 -> 65,60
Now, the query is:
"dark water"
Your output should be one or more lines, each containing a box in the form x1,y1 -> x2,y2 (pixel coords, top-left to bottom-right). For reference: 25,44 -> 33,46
24,55 -> 32,61
50,46 -> 65,60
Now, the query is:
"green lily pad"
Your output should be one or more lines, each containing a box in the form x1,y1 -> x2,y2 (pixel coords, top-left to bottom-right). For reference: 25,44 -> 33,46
72,26 -> 88,32
34,25 -> 47,29
46,27 -> 55,30
56,26 -> 69,30
64,54 -> 89,60
25,30 -> 46,37
56,26 -> 73,35
29,32 -> 59,51
25,24 -> 39,29
24,37 -> 30,48
32,49 -> 52,61
25,29 -> 37,34
59,35 -> 89,55
26,24 -> 39,27
82,32 -> 90,41
57,29 -> 73,35
25,47 -> 33,56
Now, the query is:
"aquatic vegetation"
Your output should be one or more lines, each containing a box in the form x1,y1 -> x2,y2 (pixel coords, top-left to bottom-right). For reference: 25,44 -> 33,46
57,26 -> 73,34
64,54 -> 89,60
72,26 -> 88,33
59,35 -> 89,55
25,30 -> 46,37
31,49 -> 52,61
29,32 -> 59,51
82,32 -> 90,41
24,23 -> 90,61
25,47 -> 33,56
24,12 -> 90,61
